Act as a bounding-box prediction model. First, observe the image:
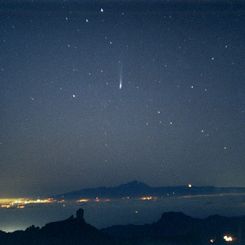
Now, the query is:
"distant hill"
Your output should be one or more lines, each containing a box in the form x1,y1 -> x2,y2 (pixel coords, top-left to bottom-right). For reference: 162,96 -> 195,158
54,180 -> 245,199
0,209 -> 244,244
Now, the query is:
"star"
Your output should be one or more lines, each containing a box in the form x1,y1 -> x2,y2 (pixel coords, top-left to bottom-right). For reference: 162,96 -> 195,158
72,94 -> 76,98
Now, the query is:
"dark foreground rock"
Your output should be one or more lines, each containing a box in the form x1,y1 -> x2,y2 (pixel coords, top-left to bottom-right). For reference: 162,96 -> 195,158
0,209 -> 116,245
102,212 -> 245,244
0,209 -> 244,245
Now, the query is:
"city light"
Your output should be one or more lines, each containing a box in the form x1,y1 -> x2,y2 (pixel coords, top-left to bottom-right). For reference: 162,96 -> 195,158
0,198 -> 55,209
77,198 -> 90,203
140,196 -> 155,201
223,235 -> 234,242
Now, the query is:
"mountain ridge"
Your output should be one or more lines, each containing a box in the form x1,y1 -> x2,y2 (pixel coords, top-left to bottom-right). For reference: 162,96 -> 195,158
54,180 -> 245,199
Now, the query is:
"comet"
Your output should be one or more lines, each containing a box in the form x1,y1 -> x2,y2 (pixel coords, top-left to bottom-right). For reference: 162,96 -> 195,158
119,63 -> 123,90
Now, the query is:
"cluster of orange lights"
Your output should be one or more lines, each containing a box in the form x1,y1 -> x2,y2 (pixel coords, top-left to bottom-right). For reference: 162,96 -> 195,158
77,196 -> 158,202
0,195 -> 162,208
139,196 -> 156,201
77,197 -> 111,203
0,198 -> 55,209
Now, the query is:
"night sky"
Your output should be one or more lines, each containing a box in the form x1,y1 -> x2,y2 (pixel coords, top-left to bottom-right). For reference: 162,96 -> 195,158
0,0 -> 245,197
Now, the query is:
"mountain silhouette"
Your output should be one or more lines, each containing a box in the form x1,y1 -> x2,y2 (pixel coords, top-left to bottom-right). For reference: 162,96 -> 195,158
103,211 -> 245,244
54,180 -> 245,199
